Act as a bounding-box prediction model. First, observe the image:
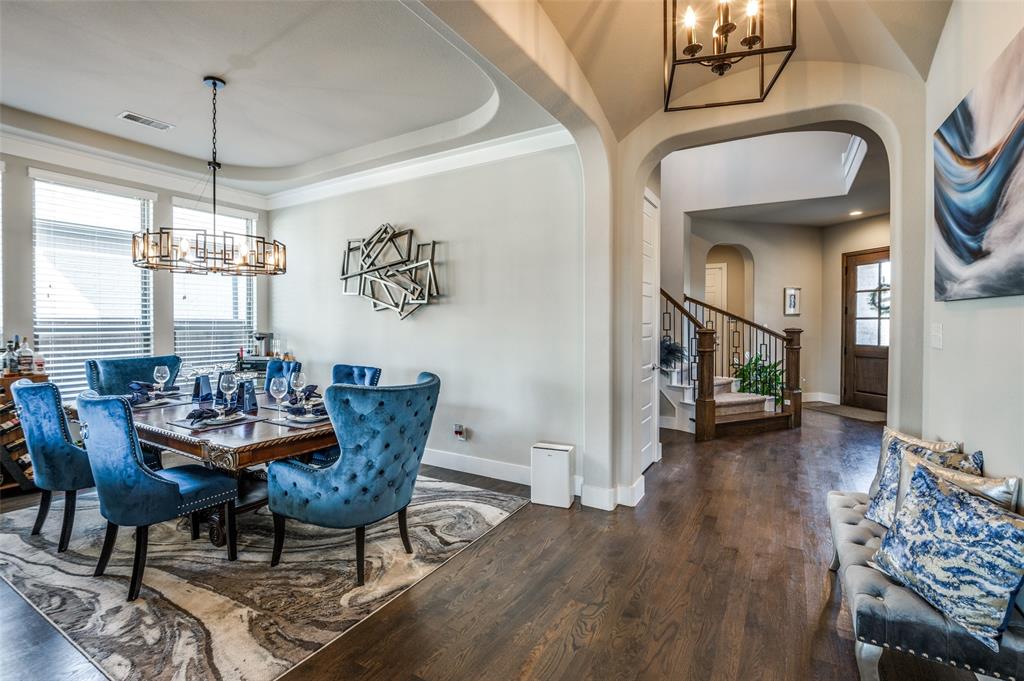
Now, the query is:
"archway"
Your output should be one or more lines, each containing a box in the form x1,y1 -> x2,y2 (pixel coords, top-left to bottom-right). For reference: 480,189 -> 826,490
700,244 -> 754,319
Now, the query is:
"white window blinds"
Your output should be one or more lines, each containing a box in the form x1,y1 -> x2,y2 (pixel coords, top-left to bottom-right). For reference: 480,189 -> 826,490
33,178 -> 154,394
172,206 -> 256,370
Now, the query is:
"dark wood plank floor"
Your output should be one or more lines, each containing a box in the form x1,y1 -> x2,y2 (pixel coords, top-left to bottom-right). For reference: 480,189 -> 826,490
1,412 -> 973,681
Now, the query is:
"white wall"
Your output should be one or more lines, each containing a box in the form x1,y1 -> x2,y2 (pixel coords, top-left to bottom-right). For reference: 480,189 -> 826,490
268,146 -> 584,480
821,215 -> 891,401
924,4 -> 1024,479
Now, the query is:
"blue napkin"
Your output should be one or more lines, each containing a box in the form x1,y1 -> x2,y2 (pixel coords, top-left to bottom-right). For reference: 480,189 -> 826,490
186,406 -> 240,426
288,404 -> 327,417
288,385 -> 320,405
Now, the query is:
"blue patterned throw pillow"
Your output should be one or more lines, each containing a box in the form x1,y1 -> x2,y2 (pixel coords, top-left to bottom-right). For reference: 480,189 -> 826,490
865,439 -> 983,528
872,466 -> 1024,652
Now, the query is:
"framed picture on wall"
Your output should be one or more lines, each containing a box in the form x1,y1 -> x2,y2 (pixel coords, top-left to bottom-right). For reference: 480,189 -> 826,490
784,287 -> 801,316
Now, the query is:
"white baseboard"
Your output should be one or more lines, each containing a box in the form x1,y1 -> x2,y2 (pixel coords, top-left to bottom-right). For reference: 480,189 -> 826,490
423,449 -> 643,511
617,475 -> 646,507
581,484 -> 616,511
805,392 -> 840,404
422,448 -> 531,486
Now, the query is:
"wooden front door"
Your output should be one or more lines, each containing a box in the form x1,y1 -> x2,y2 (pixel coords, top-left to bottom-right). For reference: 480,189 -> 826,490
842,247 -> 890,411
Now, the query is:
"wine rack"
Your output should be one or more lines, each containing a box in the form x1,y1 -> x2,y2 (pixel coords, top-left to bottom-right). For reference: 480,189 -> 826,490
0,373 -> 47,494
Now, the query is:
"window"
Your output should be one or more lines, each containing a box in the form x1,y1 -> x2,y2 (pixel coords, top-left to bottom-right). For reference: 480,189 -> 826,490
172,205 -> 256,370
854,259 -> 891,346
33,177 -> 154,394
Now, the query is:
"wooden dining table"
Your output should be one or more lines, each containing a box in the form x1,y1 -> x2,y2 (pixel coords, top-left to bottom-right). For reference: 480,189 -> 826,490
66,394 -> 337,546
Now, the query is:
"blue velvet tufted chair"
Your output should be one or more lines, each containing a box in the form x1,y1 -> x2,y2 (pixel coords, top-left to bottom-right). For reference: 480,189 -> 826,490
264,359 -> 301,392
76,391 -> 239,601
331,364 -> 381,387
267,372 -> 440,585
84,354 -> 182,395
308,364 -> 383,467
10,380 -> 94,553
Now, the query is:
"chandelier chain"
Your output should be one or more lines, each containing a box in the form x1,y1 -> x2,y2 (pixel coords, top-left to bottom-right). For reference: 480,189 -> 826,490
211,85 -> 218,163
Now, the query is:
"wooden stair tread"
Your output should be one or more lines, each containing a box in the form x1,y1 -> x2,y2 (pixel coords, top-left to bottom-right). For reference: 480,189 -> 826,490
713,392 -> 766,405
715,410 -> 789,424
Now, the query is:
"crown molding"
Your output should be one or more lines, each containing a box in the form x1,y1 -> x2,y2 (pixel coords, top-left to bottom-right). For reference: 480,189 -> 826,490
0,128 -> 269,210
1,124 -> 575,213
266,125 -> 575,210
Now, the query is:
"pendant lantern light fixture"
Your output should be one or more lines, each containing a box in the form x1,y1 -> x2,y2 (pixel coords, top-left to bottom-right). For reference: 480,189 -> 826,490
132,76 -> 286,276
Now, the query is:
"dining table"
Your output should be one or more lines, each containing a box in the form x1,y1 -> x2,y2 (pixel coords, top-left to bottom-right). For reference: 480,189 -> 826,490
66,393 -> 336,547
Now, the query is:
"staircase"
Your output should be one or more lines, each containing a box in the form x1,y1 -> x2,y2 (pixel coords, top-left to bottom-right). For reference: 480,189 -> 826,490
659,289 -> 802,441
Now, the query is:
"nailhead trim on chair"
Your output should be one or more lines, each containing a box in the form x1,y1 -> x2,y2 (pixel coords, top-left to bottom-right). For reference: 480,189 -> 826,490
178,489 -> 237,512
857,635 -> 1016,680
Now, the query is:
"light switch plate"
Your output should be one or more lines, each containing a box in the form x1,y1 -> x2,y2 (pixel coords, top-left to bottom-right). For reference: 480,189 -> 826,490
930,322 -> 943,349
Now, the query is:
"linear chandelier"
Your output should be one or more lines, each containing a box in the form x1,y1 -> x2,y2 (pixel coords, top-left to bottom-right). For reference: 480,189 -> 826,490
663,0 -> 796,111
132,76 -> 286,276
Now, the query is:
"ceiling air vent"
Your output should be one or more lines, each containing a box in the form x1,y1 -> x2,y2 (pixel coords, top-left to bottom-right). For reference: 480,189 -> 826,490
117,111 -> 174,131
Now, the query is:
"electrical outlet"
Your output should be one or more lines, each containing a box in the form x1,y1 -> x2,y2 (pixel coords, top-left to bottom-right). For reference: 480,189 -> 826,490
453,423 -> 467,441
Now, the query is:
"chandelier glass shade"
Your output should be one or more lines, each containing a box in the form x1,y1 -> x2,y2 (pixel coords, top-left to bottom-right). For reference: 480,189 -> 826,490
132,76 -> 287,277
663,0 -> 796,111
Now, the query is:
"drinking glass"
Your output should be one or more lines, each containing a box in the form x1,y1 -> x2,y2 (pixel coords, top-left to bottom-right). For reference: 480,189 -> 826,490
153,365 -> 170,392
290,371 -> 308,414
269,376 -> 289,427
219,373 -> 238,419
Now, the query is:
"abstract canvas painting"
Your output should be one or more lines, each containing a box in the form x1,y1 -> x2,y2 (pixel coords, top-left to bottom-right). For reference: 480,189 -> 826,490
933,26 -> 1024,301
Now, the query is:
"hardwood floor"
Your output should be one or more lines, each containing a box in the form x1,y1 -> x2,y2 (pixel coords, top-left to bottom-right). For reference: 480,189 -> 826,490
1,412 -> 974,681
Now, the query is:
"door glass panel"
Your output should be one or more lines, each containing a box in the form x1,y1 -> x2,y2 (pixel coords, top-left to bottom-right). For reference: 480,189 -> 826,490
857,291 -> 879,317
878,288 -> 891,318
856,319 -> 879,345
880,260 -> 891,287
879,319 -> 890,346
857,263 -> 879,290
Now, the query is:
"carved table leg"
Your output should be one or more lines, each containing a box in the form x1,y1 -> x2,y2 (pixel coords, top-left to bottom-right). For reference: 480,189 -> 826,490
207,508 -> 227,548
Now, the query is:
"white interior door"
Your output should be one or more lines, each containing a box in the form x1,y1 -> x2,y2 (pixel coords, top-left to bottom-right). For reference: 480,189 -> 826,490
704,262 -> 728,309
640,192 -> 660,472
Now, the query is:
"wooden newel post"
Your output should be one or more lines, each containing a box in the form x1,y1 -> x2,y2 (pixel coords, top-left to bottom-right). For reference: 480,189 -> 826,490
695,328 -> 716,442
784,328 -> 803,428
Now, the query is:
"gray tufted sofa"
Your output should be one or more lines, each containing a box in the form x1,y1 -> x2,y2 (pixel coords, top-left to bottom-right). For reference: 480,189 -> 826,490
827,490 -> 1024,681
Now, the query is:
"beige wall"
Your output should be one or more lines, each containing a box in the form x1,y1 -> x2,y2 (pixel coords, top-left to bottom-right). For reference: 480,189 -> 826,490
705,244 -> 748,317
923,3 -> 1024,481
684,215 -> 891,401
689,219 -> 823,394
268,146 -> 584,475
820,215 -> 891,400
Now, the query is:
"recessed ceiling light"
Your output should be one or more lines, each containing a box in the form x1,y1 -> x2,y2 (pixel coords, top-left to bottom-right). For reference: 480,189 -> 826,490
849,210 -> 864,216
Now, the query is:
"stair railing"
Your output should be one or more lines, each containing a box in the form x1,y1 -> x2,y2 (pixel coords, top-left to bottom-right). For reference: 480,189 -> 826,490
681,295 -> 802,426
660,289 -> 714,441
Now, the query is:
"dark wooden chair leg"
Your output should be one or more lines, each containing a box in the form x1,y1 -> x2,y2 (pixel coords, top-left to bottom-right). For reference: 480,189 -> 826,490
355,526 -> 366,586
225,500 -> 237,561
32,490 -> 52,536
398,507 -> 413,554
190,512 -> 201,540
128,526 -> 149,602
95,522 -> 118,576
57,490 -> 77,553
271,513 -> 285,567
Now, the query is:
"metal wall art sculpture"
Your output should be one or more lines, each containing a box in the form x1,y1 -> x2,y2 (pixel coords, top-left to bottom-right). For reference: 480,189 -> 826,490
340,224 -> 439,319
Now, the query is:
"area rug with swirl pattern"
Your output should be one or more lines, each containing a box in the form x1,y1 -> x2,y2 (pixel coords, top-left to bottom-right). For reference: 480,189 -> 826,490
0,476 -> 527,681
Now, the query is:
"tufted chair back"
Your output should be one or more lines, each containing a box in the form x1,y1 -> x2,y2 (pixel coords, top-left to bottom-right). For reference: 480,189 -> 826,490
11,380 -> 93,492
85,355 -> 182,395
268,372 -> 440,529
264,359 -> 302,392
76,391 -> 178,527
332,364 -> 381,387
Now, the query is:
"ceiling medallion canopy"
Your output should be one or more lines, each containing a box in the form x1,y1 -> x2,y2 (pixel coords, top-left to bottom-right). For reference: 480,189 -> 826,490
132,76 -> 286,276
663,0 -> 796,111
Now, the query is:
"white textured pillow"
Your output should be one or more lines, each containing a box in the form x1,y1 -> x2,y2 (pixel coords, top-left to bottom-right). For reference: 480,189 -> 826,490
869,426 -> 962,498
